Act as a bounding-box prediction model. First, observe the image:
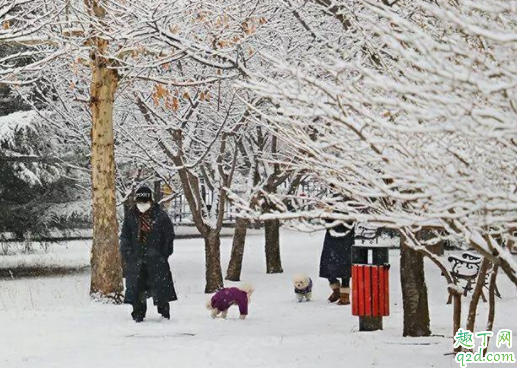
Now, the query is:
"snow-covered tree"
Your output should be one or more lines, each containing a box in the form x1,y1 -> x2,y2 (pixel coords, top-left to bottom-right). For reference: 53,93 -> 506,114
0,109 -> 89,241
0,35 -> 89,244
100,0 -> 292,291
242,0 -> 517,342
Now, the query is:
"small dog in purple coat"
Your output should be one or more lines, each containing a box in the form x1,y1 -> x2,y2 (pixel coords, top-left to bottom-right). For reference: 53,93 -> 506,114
293,274 -> 312,302
207,284 -> 254,320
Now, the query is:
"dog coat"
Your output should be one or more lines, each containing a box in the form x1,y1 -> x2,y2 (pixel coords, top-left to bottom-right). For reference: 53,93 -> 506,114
211,287 -> 248,315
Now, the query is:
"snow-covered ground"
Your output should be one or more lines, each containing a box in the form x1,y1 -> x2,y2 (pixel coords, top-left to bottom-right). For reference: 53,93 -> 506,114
0,230 -> 515,368
0,240 -> 90,271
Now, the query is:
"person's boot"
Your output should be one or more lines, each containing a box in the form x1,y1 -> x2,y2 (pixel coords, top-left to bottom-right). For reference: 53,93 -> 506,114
158,303 -> 170,320
161,310 -> 170,320
131,305 -> 146,323
337,287 -> 350,305
131,311 -> 145,323
328,282 -> 341,303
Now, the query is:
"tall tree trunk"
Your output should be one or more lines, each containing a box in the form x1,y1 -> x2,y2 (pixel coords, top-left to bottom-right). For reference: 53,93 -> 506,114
88,35 -> 123,301
453,292 -> 462,353
265,218 -> 283,274
154,179 -> 163,208
483,265 -> 498,356
205,230 -> 224,293
87,0 -> 123,301
466,258 -> 490,332
226,217 -> 249,281
400,234 -> 431,337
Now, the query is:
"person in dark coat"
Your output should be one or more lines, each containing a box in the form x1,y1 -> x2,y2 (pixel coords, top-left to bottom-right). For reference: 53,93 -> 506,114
120,186 -> 177,322
319,219 -> 355,305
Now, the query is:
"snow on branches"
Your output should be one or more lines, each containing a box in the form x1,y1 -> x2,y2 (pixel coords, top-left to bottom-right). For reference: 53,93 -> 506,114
243,0 -> 517,284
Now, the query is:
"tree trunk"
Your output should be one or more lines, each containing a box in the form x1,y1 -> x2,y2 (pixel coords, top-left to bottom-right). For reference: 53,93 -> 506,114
154,179 -> 163,208
226,217 -> 249,281
400,234 -> 431,337
466,258 -> 490,332
453,292 -> 462,353
420,229 -> 444,255
483,265 -> 498,356
205,230 -> 224,293
427,241 -> 444,256
88,35 -> 123,301
265,218 -> 283,274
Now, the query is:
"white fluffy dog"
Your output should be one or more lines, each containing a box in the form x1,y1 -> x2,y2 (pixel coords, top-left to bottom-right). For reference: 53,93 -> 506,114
293,274 -> 313,302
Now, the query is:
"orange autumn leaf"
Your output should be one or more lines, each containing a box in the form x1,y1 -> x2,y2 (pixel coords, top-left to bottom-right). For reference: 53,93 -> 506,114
242,21 -> 255,35
155,84 -> 169,99
172,96 -> 179,111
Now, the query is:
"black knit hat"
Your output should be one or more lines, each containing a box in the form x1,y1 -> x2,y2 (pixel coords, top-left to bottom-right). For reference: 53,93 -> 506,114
135,186 -> 153,202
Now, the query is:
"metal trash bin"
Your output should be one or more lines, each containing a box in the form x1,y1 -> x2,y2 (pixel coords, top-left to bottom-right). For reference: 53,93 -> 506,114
352,244 -> 390,331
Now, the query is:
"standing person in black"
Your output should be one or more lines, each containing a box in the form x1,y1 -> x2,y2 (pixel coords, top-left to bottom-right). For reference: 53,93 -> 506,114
319,221 -> 355,305
319,191 -> 355,305
120,186 -> 177,322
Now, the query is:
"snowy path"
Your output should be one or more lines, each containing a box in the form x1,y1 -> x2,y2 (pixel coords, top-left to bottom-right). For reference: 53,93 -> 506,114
0,230 -> 516,368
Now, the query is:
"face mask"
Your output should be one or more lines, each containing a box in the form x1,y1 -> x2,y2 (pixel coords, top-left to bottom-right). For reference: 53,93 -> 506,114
137,202 -> 151,213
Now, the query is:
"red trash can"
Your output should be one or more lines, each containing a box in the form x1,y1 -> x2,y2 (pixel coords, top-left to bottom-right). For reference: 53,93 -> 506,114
351,245 -> 390,331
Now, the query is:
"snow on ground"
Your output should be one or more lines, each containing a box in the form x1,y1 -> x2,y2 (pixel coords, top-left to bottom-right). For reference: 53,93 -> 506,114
0,240 -> 90,271
0,229 -> 516,368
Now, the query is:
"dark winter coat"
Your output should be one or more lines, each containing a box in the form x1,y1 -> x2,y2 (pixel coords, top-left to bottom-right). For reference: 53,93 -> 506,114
120,204 -> 177,304
319,222 -> 355,279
